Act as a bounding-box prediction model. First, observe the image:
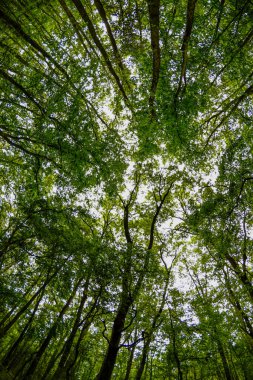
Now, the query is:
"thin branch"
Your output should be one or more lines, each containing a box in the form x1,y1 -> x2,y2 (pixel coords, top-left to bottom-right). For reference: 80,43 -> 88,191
101,319 -> 110,344
71,0 -> 128,102
0,8 -> 69,79
122,308 -> 137,332
94,0 -> 125,72
175,0 -> 197,99
147,0 -> 160,117
213,0 -> 225,39
204,83 -> 253,147
119,336 -> 144,349
148,182 -> 174,250
226,176 -> 253,217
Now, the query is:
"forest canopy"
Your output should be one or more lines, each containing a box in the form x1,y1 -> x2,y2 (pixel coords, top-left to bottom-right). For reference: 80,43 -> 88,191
0,0 -> 253,379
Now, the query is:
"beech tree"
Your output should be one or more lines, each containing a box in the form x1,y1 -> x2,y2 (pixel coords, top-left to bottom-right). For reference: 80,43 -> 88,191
0,0 -> 253,379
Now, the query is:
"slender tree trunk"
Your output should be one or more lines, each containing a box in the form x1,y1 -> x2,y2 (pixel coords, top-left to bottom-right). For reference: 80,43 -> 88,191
65,320 -> 92,380
226,253 -> 253,303
147,0 -> 160,116
124,342 -> 136,380
3,288 -> 44,369
52,280 -> 89,379
0,276 -> 41,330
217,339 -> 232,380
42,345 -> 63,380
135,337 -> 151,380
224,270 -> 253,339
169,314 -> 183,380
135,277 -> 169,380
23,277 -> 82,379
65,290 -> 101,379
96,184 -> 170,379
0,274 -> 54,339
72,0 -> 128,102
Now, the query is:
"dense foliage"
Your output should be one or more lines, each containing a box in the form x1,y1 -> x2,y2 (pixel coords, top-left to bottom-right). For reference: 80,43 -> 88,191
0,0 -> 253,379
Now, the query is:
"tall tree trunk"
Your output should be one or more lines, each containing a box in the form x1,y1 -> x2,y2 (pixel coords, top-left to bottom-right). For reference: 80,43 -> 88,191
124,344 -> 136,380
23,277 -> 82,379
135,260 -> 171,380
65,320 -> 92,380
42,345 -> 63,380
124,329 -> 139,380
3,287 -> 45,369
217,339 -> 232,380
96,294 -> 133,380
71,0 -> 128,102
135,337 -> 152,380
169,313 -> 183,380
0,276 -> 40,328
0,273 -> 54,339
147,0 -> 161,116
52,279 -> 89,379
96,183 -> 171,379
65,290 -> 101,379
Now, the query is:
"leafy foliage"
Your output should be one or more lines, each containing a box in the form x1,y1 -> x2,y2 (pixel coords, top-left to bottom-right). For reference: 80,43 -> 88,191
0,0 -> 253,379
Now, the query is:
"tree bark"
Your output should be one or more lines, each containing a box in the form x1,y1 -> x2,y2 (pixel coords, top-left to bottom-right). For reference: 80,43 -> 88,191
23,277 -> 82,379
96,295 -> 133,380
94,0 -> 125,72
0,273 -> 55,339
135,336 -> 152,380
124,343 -> 136,380
175,0 -> 197,98
147,0 -> 160,116
3,287 -> 45,369
217,339 -> 232,380
52,279 -> 89,379
71,0 -> 128,102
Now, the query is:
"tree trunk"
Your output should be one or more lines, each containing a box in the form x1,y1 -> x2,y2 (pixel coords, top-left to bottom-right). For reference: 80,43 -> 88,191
65,290 -> 101,379
135,337 -> 151,380
52,281 -> 89,379
96,295 -> 132,380
217,339 -> 232,380
3,288 -> 44,369
65,320 -> 92,380
0,274 -> 54,339
0,276 -> 41,329
23,277 -> 82,379
124,343 -> 136,380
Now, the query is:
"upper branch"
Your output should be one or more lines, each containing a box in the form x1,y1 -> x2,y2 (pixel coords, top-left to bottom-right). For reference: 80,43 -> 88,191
71,0 -> 128,102
147,0 -> 160,117
148,182 -> 174,250
94,0 -> 125,72
175,0 -> 197,99
123,204 -> 133,244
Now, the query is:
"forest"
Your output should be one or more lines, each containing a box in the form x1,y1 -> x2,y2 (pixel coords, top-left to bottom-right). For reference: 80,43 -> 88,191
0,0 -> 253,379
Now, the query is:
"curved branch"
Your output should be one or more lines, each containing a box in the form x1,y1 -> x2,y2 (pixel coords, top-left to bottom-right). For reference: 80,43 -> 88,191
148,182 -> 174,250
175,0 -> 197,99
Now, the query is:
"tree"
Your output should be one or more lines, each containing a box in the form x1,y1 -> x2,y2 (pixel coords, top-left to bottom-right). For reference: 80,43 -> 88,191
0,0 -> 253,379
